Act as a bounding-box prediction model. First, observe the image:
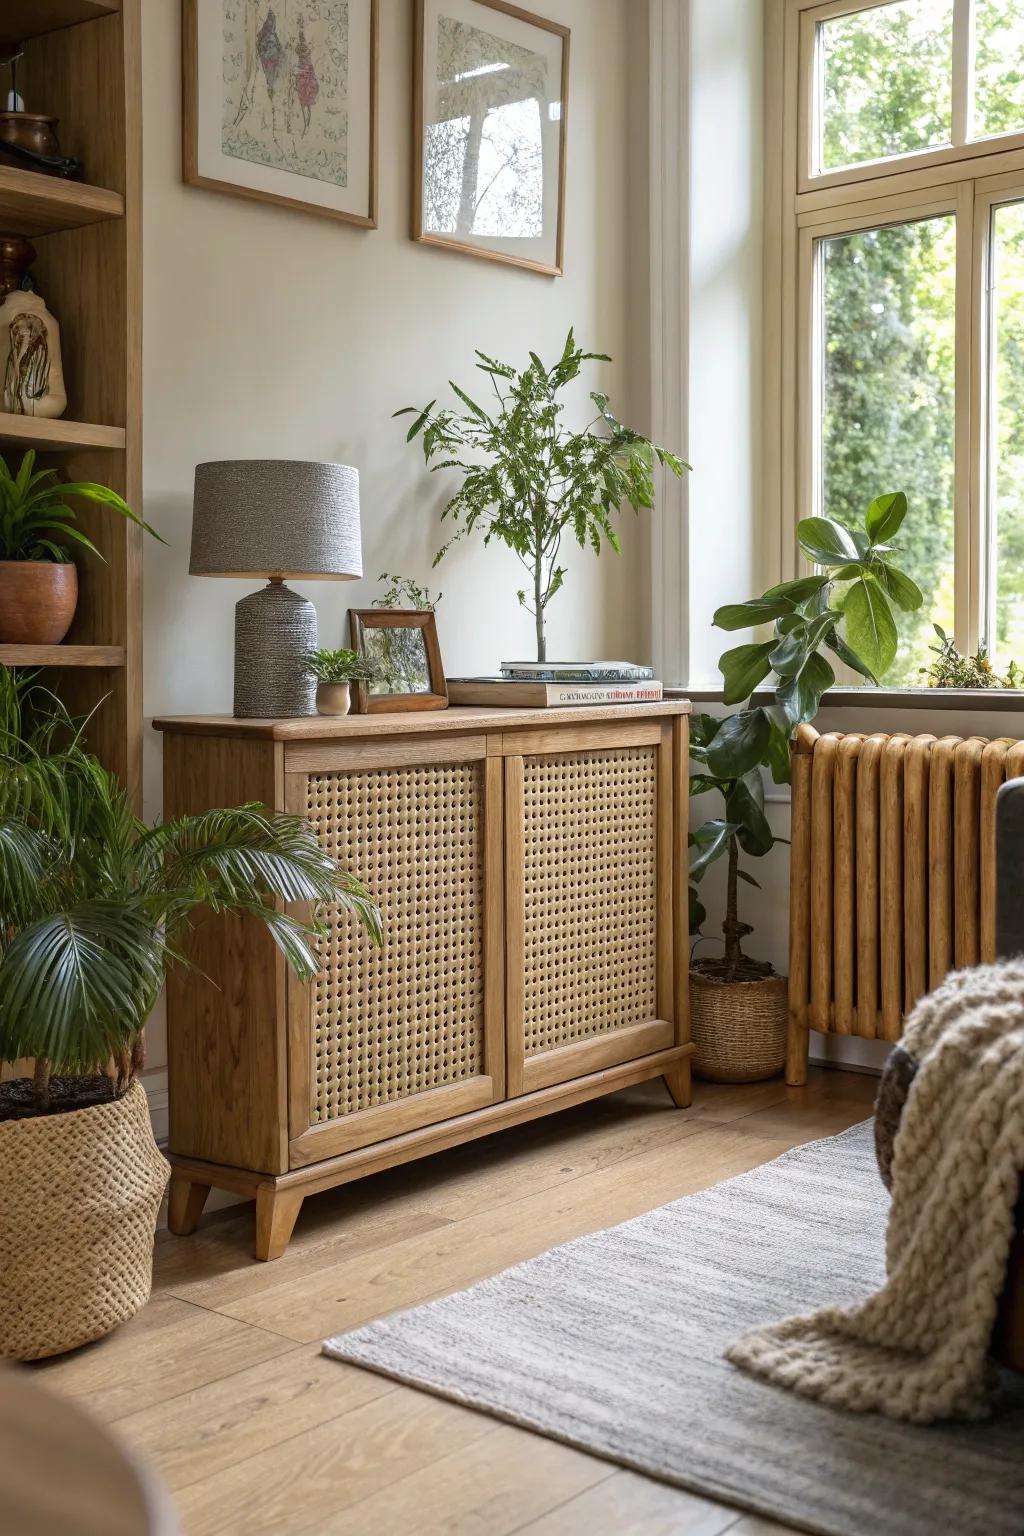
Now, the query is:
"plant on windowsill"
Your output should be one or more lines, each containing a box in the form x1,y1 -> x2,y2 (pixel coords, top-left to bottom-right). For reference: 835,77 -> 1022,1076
0,672 -> 381,1361
396,330 -> 687,661
0,449 -> 161,646
688,492 -> 917,1082
305,647 -> 375,717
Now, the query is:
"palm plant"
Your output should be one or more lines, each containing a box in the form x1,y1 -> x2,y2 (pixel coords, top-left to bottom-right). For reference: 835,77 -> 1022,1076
0,673 -> 381,1115
0,449 -> 160,562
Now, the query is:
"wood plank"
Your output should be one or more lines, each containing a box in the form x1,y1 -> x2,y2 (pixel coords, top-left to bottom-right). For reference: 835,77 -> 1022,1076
214,1122 -> 794,1342
0,412 -> 124,451
515,1468 -> 739,1536
152,701 -> 692,740
0,643 -> 125,666
0,1 -> 119,45
0,165 -> 123,237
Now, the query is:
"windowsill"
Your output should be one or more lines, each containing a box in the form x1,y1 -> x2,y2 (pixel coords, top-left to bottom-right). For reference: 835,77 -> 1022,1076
667,686 -> 1024,712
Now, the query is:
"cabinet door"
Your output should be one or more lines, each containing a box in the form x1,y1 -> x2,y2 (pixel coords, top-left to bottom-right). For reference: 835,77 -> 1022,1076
505,723 -> 676,1095
285,738 -> 504,1167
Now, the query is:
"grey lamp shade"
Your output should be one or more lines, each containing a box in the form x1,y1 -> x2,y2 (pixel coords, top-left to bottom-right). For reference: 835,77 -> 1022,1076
189,460 -> 363,580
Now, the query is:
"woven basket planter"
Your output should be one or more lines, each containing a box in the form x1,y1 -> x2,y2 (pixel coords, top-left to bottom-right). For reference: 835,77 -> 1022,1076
0,1080 -> 169,1361
689,965 -> 788,1082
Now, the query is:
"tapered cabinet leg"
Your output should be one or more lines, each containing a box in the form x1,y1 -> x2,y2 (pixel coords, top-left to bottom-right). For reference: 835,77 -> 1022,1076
167,1174 -> 211,1236
255,1185 -> 305,1262
662,1057 -> 692,1108
786,1015 -> 810,1086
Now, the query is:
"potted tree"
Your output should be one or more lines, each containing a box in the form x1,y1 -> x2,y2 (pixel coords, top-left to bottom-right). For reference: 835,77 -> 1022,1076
396,331 -> 687,661
0,449 -> 159,644
0,674 -> 380,1360
689,493 -> 917,1080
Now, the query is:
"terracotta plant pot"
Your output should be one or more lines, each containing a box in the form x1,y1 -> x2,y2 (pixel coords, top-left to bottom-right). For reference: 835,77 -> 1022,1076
316,680 -> 352,716
689,959 -> 788,1082
0,1080 -> 169,1360
0,560 -> 78,644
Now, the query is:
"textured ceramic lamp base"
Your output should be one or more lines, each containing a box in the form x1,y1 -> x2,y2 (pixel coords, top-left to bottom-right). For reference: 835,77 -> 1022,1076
234,581 -> 316,718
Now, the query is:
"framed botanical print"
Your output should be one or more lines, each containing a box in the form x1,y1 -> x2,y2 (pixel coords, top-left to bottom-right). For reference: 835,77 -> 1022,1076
413,0 -> 569,275
348,608 -> 449,713
182,0 -> 379,227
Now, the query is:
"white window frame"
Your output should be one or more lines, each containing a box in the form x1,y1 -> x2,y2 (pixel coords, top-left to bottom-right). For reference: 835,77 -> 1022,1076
766,0 -> 1024,663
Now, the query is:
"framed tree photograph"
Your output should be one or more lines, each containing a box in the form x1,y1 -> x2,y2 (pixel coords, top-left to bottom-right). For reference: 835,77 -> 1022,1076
413,0 -> 569,275
182,0 -> 379,227
348,608 -> 449,713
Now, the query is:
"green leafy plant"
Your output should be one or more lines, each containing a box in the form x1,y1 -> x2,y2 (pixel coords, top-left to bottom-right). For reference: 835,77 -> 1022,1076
304,647 -> 374,684
0,449 -> 160,562
690,492 -> 917,978
374,573 -> 441,610
0,673 -> 381,1117
919,624 -> 1022,689
396,330 -> 687,661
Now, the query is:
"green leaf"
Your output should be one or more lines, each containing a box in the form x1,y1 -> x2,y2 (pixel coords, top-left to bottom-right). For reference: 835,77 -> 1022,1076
865,491 -> 907,544
761,574 -> 830,605
725,771 -> 774,857
448,382 -> 490,422
713,597 -> 795,631
763,710 -> 794,785
719,641 -> 774,704
825,629 -> 878,684
872,561 -> 923,612
689,818 -> 739,881
768,627 -> 809,678
689,773 -> 720,796
843,573 -> 898,677
776,651 -> 835,729
404,400 -> 435,441
705,709 -> 771,778
689,884 -> 706,934
796,516 -> 860,566
736,868 -> 762,889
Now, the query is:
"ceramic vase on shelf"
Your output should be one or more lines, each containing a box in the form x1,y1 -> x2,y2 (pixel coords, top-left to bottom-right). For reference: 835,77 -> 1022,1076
0,233 -> 67,420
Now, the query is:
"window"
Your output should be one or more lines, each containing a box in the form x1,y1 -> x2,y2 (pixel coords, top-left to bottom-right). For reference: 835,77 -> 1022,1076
770,0 -> 1024,683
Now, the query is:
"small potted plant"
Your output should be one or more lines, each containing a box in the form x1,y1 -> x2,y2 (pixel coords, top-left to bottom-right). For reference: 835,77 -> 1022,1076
305,647 -> 375,716
397,331 -> 687,661
0,449 -> 160,644
689,493 -> 916,1080
0,673 -> 381,1360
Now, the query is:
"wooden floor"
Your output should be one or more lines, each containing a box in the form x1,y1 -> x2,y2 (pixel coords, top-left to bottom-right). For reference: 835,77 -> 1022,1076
33,1066 -> 877,1535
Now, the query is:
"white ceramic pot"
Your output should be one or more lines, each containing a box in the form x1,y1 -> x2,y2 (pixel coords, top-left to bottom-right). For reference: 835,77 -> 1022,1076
316,681 -> 351,716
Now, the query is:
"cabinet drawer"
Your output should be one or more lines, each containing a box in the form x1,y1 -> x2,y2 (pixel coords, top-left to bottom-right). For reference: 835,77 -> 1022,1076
286,747 -> 504,1166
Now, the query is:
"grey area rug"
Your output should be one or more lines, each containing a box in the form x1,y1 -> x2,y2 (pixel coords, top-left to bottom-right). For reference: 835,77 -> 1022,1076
323,1122 -> 1024,1536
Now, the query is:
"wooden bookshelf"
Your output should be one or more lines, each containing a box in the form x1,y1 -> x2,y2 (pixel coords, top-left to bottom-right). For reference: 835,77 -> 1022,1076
0,413 -> 125,451
0,2 -> 142,798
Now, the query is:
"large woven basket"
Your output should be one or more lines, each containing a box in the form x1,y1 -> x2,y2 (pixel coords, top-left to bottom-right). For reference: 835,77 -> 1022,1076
0,1080 -> 169,1361
689,967 -> 788,1082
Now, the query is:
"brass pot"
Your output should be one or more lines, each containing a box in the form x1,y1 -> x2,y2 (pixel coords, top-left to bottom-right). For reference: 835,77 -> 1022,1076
0,560 -> 78,644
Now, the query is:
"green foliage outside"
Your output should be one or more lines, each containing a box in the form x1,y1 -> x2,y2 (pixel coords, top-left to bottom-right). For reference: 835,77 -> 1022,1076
397,331 -> 687,661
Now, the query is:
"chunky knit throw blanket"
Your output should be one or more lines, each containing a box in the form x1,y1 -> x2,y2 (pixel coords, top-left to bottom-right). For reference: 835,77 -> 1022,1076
726,960 -> 1024,1423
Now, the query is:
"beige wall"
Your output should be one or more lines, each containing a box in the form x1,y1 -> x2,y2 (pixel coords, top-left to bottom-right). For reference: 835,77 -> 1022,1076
140,0 -> 643,1106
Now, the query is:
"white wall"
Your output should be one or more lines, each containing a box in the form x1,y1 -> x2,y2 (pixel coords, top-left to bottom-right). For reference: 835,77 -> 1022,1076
140,0 -> 642,1106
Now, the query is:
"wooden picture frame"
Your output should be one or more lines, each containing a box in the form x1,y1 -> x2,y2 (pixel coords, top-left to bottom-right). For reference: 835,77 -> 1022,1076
348,608 -> 449,713
182,0 -> 379,229
413,0 -> 570,275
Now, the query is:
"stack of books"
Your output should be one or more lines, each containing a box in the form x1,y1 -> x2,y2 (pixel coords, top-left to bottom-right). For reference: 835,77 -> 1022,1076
447,661 -> 663,708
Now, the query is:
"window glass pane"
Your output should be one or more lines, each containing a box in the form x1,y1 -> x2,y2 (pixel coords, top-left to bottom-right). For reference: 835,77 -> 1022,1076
821,215 -> 956,684
988,201 -> 1024,668
974,0 -> 1024,140
819,0 -> 953,172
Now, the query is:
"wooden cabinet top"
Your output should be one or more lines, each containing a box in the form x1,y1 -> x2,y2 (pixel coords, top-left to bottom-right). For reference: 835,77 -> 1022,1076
152,700 -> 692,741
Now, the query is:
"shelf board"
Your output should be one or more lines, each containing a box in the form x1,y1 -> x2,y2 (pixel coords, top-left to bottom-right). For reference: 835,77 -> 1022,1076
0,166 -> 124,238
0,644 -> 126,667
1,2 -> 119,45
0,413 -> 125,452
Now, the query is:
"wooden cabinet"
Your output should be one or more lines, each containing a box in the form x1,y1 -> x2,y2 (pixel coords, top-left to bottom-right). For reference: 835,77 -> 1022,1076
156,704 -> 692,1259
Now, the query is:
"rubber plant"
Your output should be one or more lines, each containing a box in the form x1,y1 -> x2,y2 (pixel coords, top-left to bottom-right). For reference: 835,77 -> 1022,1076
396,330 -> 687,661
689,492 -> 918,979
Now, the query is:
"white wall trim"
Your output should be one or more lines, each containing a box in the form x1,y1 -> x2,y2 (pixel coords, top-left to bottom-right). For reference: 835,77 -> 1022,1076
648,0 -> 690,687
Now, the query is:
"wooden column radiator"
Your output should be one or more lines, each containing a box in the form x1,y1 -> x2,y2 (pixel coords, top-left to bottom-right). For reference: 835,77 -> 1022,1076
787,725 -> 1024,1084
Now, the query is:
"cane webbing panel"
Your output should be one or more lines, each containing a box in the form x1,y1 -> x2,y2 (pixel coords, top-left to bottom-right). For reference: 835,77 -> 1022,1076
521,746 -> 659,1057
304,762 -> 486,1123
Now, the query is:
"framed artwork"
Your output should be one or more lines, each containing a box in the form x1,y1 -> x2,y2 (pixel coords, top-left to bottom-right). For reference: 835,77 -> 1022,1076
182,0 -> 379,227
348,608 -> 449,713
413,0 -> 569,275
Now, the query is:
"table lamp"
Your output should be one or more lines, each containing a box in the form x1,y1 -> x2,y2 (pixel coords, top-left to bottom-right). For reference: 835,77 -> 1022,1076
189,460 -> 363,718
